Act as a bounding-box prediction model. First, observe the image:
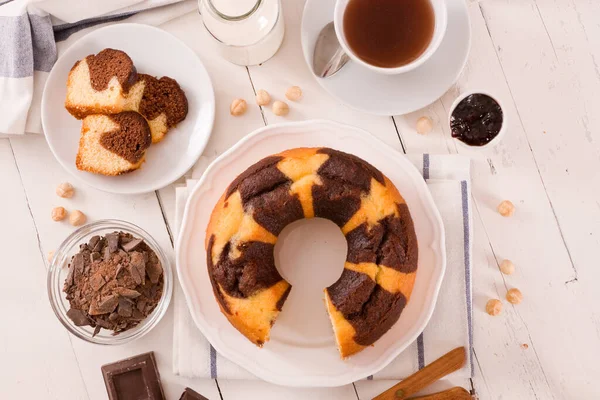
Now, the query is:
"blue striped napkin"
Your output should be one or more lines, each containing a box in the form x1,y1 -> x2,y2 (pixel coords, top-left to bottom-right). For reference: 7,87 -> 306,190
173,154 -> 473,381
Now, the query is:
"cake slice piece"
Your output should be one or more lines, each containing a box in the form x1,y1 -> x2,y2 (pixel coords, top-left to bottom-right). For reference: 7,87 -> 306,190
76,112 -> 152,176
128,74 -> 188,143
64,48 -> 188,143
65,49 -> 143,119
324,290 -> 365,358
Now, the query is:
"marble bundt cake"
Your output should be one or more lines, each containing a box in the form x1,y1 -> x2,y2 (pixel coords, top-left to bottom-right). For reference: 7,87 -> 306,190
76,112 -> 152,176
205,148 -> 418,358
65,49 -> 188,143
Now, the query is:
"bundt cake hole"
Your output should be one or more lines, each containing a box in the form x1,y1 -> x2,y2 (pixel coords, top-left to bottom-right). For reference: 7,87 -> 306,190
272,218 -> 347,342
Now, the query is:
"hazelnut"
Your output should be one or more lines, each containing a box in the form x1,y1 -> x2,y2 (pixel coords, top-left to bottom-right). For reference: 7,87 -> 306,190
506,288 -> 523,304
486,299 -> 502,316
69,210 -> 86,226
500,259 -> 515,275
285,86 -> 303,101
56,182 -> 74,198
230,98 -> 247,116
255,89 -> 271,106
497,200 -> 515,217
51,206 -> 67,221
272,101 -> 289,116
416,116 -> 433,134
47,250 -> 54,263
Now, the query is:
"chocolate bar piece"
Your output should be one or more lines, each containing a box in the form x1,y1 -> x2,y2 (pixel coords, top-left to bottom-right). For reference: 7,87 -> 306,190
101,352 -> 165,400
179,387 -> 209,400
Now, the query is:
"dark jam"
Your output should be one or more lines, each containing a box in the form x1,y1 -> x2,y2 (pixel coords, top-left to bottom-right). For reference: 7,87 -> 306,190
450,94 -> 503,146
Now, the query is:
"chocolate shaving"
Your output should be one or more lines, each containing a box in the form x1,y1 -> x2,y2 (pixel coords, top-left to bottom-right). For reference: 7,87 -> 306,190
63,231 -> 164,335
103,246 -> 111,261
121,238 -> 143,252
67,308 -> 91,326
106,233 -> 119,253
136,299 -> 147,313
129,251 -> 146,285
65,263 -> 75,288
145,254 -> 163,284
115,287 -> 141,298
89,273 -> 106,291
117,297 -> 133,317
132,309 -> 145,320
96,318 -> 112,329
115,321 -> 128,332
114,264 -> 124,279
89,294 -> 119,315
148,285 -> 158,299
72,253 -> 84,280
117,249 -> 130,262
89,236 -> 100,250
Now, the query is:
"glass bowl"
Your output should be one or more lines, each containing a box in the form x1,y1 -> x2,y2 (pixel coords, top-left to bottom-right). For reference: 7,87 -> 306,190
47,219 -> 173,345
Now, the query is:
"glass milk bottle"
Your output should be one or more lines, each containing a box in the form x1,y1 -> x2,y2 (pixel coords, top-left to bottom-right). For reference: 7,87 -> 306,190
199,0 -> 285,66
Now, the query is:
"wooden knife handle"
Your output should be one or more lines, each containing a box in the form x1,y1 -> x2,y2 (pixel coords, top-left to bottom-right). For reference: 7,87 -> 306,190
408,387 -> 472,400
373,347 -> 466,400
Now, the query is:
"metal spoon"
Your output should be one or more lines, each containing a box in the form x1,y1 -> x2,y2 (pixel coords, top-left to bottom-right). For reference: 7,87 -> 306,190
313,22 -> 349,78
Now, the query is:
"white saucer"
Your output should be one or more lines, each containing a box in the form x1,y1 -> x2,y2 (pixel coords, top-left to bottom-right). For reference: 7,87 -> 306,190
42,24 -> 215,194
177,120 -> 446,387
301,0 -> 471,116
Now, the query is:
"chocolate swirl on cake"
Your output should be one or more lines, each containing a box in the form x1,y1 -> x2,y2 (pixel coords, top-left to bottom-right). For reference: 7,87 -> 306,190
84,48 -> 138,93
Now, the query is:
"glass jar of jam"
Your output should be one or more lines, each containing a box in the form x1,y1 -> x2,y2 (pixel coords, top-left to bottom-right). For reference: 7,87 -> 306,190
449,92 -> 505,148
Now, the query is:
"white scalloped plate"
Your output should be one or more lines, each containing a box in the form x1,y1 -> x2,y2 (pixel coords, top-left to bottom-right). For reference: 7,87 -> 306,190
176,120 -> 446,387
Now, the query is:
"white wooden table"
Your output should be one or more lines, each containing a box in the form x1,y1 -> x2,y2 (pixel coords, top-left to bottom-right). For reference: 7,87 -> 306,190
2,0 -> 599,399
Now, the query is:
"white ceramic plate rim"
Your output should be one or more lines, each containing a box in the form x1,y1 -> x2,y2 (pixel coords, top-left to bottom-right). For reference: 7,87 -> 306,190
176,120 -> 446,387
41,23 -> 215,194
300,0 -> 472,116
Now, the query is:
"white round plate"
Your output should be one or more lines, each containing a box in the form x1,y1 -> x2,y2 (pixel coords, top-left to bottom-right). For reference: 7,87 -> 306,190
300,0 -> 471,116
42,23 -> 215,194
177,120 -> 446,387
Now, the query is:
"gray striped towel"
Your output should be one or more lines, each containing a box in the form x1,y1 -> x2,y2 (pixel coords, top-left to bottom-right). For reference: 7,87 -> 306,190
0,0 -> 194,135
173,153 -> 473,381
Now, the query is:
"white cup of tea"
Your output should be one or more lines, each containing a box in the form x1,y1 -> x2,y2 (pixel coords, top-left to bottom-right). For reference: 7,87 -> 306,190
333,0 -> 447,75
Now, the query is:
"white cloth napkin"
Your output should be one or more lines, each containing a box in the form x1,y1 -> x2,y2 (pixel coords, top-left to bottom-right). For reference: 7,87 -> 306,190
173,153 -> 473,380
0,0 -> 195,135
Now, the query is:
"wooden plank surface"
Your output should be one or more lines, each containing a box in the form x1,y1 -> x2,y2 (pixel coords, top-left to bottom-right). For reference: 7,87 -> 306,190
0,139 -> 89,399
1,0 -> 599,399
